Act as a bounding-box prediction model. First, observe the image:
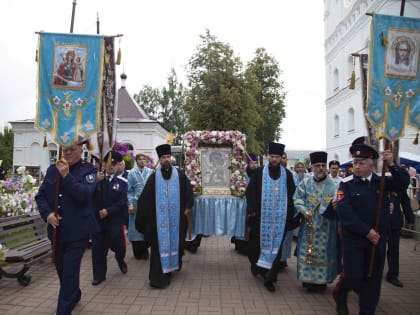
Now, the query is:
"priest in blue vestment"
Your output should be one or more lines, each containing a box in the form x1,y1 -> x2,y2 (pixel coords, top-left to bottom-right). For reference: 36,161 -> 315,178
136,144 -> 193,289
294,151 -> 338,292
127,153 -> 153,259
246,142 -> 299,292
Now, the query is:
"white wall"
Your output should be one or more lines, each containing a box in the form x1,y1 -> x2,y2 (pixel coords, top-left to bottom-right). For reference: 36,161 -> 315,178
324,0 -> 420,163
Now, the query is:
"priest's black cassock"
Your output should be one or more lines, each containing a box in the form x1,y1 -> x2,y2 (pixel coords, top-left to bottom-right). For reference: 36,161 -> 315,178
136,166 -> 193,288
246,165 -> 298,284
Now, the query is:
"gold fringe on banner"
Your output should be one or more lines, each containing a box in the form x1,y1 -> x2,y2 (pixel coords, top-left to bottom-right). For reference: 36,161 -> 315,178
381,32 -> 388,46
86,138 -> 94,151
414,131 -> 419,145
116,47 -> 121,65
43,135 -> 47,148
349,70 -> 355,90
116,38 -> 121,65
349,56 -> 355,90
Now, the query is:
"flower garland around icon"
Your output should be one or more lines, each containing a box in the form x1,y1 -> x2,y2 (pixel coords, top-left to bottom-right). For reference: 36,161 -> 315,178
183,130 -> 247,196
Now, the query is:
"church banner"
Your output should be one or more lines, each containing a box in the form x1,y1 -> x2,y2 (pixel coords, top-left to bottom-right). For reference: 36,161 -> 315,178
36,32 -> 104,146
366,14 -> 420,141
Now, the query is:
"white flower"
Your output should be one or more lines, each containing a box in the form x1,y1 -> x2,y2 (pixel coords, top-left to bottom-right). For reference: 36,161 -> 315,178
16,166 -> 26,175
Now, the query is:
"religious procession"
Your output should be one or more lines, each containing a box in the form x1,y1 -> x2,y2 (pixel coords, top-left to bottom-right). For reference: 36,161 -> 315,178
1,1 -> 420,315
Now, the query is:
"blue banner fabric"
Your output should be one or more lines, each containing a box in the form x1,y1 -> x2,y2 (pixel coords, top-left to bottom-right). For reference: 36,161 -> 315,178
36,32 -> 104,146
366,14 -> 420,141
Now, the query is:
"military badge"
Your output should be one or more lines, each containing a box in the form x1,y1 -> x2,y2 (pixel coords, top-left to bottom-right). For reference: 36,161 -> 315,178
112,183 -> 120,191
86,173 -> 96,183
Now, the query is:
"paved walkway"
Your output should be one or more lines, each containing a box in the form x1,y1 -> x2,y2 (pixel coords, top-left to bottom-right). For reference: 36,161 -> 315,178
0,236 -> 419,314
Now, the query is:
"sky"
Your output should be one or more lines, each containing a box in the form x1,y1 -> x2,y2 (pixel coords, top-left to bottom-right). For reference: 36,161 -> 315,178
0,0 -> 326,150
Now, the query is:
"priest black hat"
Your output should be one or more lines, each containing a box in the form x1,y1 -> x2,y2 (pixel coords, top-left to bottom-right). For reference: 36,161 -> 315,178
156,144 -> 171,158
352,136 -> 369,146
349,144 -> 379,160
104,151 -> 123,164
268,142 -> 285,156
310,151 -> 328,164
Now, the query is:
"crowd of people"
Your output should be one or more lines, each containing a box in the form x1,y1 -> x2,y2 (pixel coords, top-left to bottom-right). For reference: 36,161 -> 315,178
34,137 -> 419,315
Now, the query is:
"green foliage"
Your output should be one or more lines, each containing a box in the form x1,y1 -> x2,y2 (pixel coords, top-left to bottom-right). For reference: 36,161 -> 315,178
134,69 -> 188,145
133,31 -> 287,155
0,126 -> 13,173
246,48 -> 287,154
185,30 -> 260,152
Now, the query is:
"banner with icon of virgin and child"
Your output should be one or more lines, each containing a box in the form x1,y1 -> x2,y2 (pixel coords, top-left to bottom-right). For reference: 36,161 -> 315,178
366,14 -> 420,141
36,32 -> 104,146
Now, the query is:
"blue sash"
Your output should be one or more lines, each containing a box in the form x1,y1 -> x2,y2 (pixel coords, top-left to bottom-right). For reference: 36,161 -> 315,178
155,167 -> 180,273
257,165 -> 287,269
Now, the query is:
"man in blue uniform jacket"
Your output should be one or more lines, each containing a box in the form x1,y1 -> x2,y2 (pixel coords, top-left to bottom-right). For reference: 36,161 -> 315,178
333,143 -> 409,315
91,150 -> 128,286
386,178 -> 414,287
36,138 -> 99,315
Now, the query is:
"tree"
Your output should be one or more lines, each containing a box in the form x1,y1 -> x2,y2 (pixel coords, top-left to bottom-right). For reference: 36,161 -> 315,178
161,69 -> 189,145
133,85 -> 161,121
133,69 -> 188,145
185,30 -> 260,152
246,48 -> 287,154
0,126 -> 14,174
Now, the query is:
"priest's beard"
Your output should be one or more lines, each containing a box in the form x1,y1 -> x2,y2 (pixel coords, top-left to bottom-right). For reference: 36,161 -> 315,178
297,172 -> 304,181
268,163 -> 280,180
161,162 -> 172,180
313,173 -> 327,182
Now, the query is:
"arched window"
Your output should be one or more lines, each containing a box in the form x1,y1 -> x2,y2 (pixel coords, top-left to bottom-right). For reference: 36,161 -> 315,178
348,108 -> 355,132
124,143 -> 134,151
48,143 -> 58,164
334,114 -> 339,137
333,68 -> 339,92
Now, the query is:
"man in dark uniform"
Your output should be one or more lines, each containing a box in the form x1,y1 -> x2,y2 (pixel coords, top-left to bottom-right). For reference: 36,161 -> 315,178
136,144 -> 193,289
246,142 -> 298,292
386,174 -> 414,287
36,138 -> 99,315
91,151 -> 128,285
333,143 -> 409,315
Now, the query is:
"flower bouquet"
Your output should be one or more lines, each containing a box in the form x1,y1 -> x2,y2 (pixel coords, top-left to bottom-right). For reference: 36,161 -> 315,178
0,243 -> 8,267
0,166 -> 39,218
183,130 -> 247,196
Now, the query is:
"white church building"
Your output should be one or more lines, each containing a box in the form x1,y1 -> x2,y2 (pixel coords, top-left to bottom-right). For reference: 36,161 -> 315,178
324,0 -> 420,163
10,73 -> 168,177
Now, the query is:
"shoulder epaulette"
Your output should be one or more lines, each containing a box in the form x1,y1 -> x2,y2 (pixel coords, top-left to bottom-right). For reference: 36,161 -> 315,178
342,174 -> 353,183
117,175 -> 128,183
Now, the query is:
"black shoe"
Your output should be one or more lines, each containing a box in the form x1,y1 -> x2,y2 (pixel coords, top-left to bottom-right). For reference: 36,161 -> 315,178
264,280 -> 275,292
71,289 -> 81,310
336,303 -> 349,315
387,277 -> 403,287
118,261 -> 128,274
91,278 -> 105,286
251,265 -> 258,276
186,246 -> 198,253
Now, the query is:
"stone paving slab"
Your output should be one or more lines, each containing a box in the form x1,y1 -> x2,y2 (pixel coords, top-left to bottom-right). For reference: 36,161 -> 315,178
0,236 -> 419,314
